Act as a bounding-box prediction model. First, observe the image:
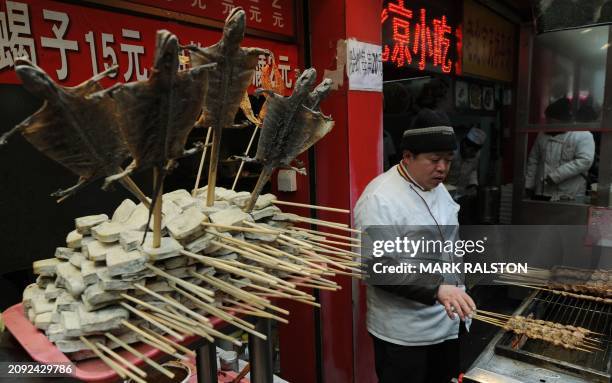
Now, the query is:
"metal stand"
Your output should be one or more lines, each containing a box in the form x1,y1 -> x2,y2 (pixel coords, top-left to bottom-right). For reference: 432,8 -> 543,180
248,317 -> 273,383
196,340 -> 218,383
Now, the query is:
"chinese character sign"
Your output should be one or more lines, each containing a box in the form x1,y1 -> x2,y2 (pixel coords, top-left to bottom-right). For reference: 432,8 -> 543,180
463,0 -> 515,82
346,39 -> 382,92
0,0 -> 297,91
129,0 -> 295,37
382,0 -> 459,75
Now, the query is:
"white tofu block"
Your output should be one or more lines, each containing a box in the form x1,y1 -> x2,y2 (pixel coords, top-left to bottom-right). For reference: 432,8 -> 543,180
80,260 -> 99,286
119,231 -> 145,252
46,323 -> 67,342
92,221 -> 125,243
34,312 -> 53,330
167,206 -> 207,240
97,269 -> 132,291
86,241 -> 120,262
44,283 -> 62,300
55,247 -> 75,260
66,230 -> 83,249
163,189 -> 197,211
55,262 -> 85,297
60,311 -> 81,337
106,248 -> 148,277
209,208 -> 254,230
111,199 -> 137,223
78,305 -> 128,334
56,292 -> 78,312
23,283 -> 44,309
75,214 -> 109,235
33,258 -> 61,277
69,252 -> 86,269
250,206 -> 282,221
141,236 -> 183,261
82,283 -> 121,308
31,296 -> 54,315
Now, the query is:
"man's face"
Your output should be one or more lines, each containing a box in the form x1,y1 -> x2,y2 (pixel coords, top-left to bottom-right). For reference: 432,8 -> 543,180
403,151 -> 454,190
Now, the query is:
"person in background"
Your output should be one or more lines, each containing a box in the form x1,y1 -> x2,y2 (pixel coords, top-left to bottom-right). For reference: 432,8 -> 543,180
355,108 -> 475,383
525,97 -> 595,201
445,126 -> 487,224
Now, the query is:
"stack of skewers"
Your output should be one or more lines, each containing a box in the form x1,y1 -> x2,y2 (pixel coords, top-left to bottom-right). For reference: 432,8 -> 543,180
497,266 -> 612,304
472,310 -> 605,353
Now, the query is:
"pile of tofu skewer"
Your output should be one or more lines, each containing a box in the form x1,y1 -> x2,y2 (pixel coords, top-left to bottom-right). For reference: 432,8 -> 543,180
24,187 -> 361,382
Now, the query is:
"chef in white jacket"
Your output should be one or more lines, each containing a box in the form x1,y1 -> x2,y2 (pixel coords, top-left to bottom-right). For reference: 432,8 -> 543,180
525,98 -> 595,201
355,109 -> 475,383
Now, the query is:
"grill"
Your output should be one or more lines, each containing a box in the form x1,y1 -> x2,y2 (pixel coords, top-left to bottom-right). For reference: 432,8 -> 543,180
495,290 -> 612,382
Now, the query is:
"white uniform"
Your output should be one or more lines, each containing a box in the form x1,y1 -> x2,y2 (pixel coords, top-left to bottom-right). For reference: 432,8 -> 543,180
525,132 -> 595,201
354,166 -> 462,346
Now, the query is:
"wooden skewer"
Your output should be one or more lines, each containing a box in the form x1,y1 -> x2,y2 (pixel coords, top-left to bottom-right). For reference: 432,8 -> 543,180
156,308 -> 242,346
202,221 -> 279,234
278,233 -> 314,249
132,283 -> 211,325
146,264 -> 215,301
223,298 -> 289,324
79,336 -> 128,380
216,235 -> 307,274
271,199 -> 351,214
210,239 -> 294,271
291,225 -> 360,243
119,302 -> 184,339
305,238 -> 362,258
120,176 -> 151,209
304,234 -> 361,249
173,287 -> 267,340
141,326 -> 196,357
96,342 -> 148,378
260,243 -> 328,272
137,336 -> 184,359
181,250 -> 277,285
105,332 -> 176,379
121,293 -> 210,327
189,272 -> 270,308
152,167 -> 163,248
293,215 -> 362,234
166,288 -> 258,332
292,281 -> 340,291
245,281 -> 313,301
122,320 -> 177,355
232,122 -> 259,191
193,125 -> 212,197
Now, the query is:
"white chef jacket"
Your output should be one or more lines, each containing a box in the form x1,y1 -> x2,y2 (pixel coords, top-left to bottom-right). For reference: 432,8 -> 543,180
354,165 -> 462,346
525,132 -> 595,201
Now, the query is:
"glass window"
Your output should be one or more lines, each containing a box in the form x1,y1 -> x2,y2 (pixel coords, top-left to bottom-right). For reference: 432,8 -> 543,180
528,26 -> 609,127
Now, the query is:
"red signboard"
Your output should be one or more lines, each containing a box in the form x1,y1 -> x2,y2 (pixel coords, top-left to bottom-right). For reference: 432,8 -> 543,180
381,0 -> 460,75
130,0 -> 295,37
0,0 -> 298,93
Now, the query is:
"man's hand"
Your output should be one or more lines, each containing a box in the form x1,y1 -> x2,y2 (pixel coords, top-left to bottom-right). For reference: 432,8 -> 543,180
436,285 -> 476,321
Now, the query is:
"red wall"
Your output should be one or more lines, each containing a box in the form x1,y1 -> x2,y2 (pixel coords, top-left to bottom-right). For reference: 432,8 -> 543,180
311,1 -> 383,382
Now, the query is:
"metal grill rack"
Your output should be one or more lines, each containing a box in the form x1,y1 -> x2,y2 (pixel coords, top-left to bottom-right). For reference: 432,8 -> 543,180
495,290 -> 611,382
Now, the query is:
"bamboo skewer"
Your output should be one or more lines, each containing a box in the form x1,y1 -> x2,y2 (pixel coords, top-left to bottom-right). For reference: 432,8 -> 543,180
496,280 -> 612,304
260,243 -> 328,272
121,293 -> 209,327
132,284 -> 211,325
232,123 -> 259,190
193,125 -> 213,196
167,287 -> 258,332
291,225 -> 360,243
202,221 -> 279,234
153,167 -> 163,248
140,326 -> 196,357
137,336 -> 184,359
119,302 -> 184,339
105,332 -> 176,379
223,297 -> 289,323
78,337 -> 130,381
121,320 -> 177,355
95,342 -> 148,378
181,250 -> 278,285
172,286 -> 268,340
146,264 -> 215,300
271,199 -> 351,214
